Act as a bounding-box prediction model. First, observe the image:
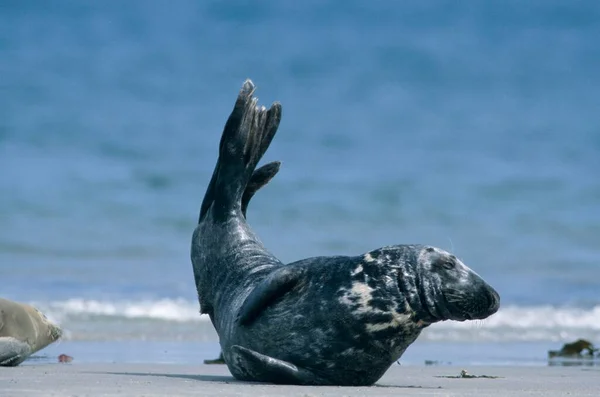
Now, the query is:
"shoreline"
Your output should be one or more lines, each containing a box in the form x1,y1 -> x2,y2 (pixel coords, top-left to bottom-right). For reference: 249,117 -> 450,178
28,339 -> 600,367
2,363 -> 599,396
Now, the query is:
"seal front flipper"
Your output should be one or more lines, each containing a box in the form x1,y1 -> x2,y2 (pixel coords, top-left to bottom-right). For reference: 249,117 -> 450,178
204,351 -> 226,365
237,265 -> 305,326
230,345 -> 330,385
0,337 -> 31,366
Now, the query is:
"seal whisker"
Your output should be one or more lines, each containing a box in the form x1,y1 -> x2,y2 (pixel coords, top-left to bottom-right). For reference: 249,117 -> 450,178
447,237 -> 455,253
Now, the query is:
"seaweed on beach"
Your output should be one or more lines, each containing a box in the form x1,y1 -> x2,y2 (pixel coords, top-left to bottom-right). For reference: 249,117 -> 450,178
436,369 -> 502,379
548,339 -> 598,359
547,339 -> 600,367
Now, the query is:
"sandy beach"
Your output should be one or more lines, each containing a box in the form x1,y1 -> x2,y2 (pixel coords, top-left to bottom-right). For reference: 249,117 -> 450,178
1,363 -> 598,396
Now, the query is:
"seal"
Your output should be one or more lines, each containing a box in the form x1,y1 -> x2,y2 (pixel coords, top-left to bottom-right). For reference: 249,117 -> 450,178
191,79 -> 500,386
0,298 -> 63,366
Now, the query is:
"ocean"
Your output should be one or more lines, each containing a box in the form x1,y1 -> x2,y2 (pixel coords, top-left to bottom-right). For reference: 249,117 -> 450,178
1,0 -> 599,366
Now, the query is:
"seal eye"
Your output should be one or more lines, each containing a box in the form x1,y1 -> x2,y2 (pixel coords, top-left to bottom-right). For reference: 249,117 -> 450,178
442,261 -> 455,270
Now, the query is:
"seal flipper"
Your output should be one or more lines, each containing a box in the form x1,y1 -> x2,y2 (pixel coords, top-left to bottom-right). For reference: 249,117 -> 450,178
0,337 -> 31,367
241,161 -> 281,218
230,345 -> 330,385
204,351 -> 226,365
198,79 -> 282,223
237,265 -> 304,326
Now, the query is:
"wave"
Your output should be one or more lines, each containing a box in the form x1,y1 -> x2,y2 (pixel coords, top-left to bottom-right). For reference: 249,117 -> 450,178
32,299 -> 600,342
436,305 -> 600,330
35,298 -> 207,323
422,305 -> 600,342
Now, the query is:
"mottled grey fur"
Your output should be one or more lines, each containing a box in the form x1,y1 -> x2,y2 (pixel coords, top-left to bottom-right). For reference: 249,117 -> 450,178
191,80 -> 500,386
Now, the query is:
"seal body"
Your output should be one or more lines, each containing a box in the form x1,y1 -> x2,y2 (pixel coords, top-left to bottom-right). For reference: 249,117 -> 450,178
221,249 -> 425,385
0,298 -> 63,366
191,80 -> 500,386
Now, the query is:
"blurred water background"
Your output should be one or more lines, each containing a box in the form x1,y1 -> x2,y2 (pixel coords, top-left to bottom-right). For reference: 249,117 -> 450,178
1,0 -> 599,365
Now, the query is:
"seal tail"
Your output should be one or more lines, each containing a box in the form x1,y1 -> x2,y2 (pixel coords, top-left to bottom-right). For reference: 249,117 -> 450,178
199,79 -> 282,223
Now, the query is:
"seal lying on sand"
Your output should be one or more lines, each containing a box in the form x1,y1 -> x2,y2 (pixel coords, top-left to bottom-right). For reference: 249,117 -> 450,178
0,298 -> 62,366
191,80 -> 500,386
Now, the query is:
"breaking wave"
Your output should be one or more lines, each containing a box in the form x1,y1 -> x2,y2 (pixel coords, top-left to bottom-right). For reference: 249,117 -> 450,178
34,298 -> 207,323
31,299 -> 600,342
424,305 -> 600,342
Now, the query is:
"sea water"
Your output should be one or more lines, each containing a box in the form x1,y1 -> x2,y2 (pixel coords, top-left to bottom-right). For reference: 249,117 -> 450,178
1,0 -> 599,366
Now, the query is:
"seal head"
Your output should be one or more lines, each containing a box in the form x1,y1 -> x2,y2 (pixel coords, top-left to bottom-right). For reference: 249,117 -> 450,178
0,298 -> 63,366
387,245 -> 500,326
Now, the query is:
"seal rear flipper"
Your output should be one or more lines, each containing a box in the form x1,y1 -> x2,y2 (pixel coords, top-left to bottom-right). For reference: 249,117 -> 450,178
230,345 -> 330,385
241,161 -> 281,218
237,265 -> 305,326
0,337 -> 31,367
198,80 -> 282,223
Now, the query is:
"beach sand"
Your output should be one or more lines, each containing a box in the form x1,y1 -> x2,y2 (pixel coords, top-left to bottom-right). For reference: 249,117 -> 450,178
1,363 -> 598,396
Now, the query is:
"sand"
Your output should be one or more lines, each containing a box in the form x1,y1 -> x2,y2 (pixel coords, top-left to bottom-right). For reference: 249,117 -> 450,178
1,363 -> 598,396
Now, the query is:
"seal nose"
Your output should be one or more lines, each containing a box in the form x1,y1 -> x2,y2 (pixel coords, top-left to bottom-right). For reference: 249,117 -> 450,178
50,324 -> 63,341
485,285 -> 500,316
466,280 -> 500,320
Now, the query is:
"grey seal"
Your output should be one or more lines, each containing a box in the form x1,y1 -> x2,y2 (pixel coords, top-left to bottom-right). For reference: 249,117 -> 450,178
0,298 -> 63,366
191,79 -> 500,386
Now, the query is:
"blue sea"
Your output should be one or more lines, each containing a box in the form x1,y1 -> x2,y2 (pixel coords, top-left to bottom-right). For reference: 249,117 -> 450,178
1,1 -> 599,366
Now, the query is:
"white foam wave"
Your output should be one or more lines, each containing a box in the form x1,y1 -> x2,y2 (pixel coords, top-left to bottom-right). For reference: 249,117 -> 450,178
34,298 -> 208,324
437,305 -> 600,330
423,305 -> 600,342
32,299 -> 600,342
